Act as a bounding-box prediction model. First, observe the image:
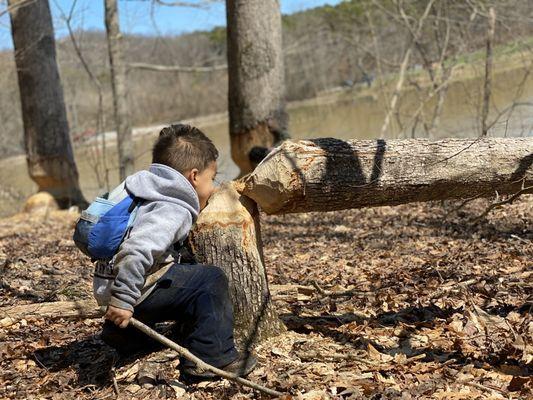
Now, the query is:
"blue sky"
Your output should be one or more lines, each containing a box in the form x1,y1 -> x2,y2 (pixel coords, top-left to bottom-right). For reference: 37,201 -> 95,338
0,0 -> 343,50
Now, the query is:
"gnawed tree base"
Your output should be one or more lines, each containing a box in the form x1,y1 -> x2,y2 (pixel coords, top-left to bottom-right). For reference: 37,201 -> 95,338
189,183 -> 285,347
243,137 -> 533,214
231,122 -> 277,176
28,157 -> 86,208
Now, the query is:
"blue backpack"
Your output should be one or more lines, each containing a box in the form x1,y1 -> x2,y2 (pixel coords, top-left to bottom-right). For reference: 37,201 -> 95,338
73,181 -> 142,260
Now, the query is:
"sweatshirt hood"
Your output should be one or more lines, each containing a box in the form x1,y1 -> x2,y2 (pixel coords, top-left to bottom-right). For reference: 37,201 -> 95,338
125,163 -> 200,221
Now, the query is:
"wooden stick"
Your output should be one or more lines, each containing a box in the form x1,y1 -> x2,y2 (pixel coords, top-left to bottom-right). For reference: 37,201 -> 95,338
128,318 -> 284,397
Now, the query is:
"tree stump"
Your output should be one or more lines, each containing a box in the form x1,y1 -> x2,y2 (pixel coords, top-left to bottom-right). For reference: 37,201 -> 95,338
189,183 -> 285,348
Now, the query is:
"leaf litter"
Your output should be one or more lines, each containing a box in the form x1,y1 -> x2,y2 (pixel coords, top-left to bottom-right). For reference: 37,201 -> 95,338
0,197 -> 531,399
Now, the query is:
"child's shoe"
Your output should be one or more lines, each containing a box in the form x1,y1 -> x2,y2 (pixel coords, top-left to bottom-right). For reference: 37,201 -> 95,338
181,352 -> 257,380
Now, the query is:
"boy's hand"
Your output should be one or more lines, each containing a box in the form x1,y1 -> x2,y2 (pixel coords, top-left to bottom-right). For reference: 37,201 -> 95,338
105,305 -> 133,328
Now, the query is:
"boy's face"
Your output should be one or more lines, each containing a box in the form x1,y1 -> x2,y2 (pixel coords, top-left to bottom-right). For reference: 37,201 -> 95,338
186,161 -> 217,210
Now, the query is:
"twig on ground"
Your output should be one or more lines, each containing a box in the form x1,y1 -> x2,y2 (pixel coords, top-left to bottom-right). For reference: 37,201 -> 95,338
110,354 -> 120,396
311,281 -> 327,295
429,279 -> 477,300
111,369 -> 120,396
474,185 -> 533,222
129,318 -> 284,397
460,380 -> 507,396
443,194 -> 484,219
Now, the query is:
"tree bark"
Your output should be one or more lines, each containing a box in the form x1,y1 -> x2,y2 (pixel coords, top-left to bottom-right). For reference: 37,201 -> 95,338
189,183 -> 285,346
242,137 -> 533,214
0,300 -> 101,327
0,284 -> 307,325
8,0 -> 86,208
226,0 -> 289,175
104,0 -> 134,181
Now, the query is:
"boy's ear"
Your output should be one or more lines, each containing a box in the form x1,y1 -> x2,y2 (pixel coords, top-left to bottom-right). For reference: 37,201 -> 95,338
188,168 -> 199,185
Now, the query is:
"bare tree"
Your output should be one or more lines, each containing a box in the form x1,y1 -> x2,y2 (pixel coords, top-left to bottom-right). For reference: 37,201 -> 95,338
56,0 -> 109,191
481,7 -> 496,136
226,0 -> 290,175
8,0 -> 86,207
104,0 -> 134,180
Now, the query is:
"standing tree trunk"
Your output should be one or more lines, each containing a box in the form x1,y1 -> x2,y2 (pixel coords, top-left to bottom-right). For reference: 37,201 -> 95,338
8,0 -> 86,208
104,0 -> 134,181
226,0 -> 289,175
189,183 -> 285,346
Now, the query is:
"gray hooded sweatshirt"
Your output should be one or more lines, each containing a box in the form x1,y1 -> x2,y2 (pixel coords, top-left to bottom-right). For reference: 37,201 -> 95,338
93,163 -> 200,311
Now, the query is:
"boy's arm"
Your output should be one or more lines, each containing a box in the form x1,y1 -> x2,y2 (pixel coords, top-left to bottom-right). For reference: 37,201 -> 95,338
108,201 -> 193,314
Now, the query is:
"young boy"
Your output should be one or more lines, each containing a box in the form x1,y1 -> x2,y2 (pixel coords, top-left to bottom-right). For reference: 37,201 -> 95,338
94,124 -> 256,378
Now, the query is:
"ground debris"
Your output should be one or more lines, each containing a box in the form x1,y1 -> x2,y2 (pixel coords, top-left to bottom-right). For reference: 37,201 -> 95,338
0,197 -> 531,399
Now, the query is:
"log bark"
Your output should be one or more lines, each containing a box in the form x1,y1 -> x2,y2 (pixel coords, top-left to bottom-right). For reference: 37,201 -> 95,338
0,300 -> 102,327
189,183 -> 285,347
104,0 -> 134,180
8,0 -> 86,208
242,137 -> 533,214
226,0 -> 289,175
0,285 -> 305,325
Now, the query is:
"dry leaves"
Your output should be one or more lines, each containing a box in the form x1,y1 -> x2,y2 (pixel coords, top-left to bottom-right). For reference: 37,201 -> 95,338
0,197 -> 531,399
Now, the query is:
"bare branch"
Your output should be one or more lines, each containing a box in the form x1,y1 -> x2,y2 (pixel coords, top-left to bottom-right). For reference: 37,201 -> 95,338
0,0 -> 36,18
128,61 -> 227,73
475,184 -> 533,221
54,0 -> 109,189
378,0 -> 436,137
152,0 -> 219,8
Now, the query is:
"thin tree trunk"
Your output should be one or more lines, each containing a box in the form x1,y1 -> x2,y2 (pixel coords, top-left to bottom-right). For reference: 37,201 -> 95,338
226,0 -> 289,175
189,183 -> 285,346
481,7 -> 496,136
8,0 -> 86,208
379,0 -> 435,138
242,138 -> 533,214
104,0 -> 134,181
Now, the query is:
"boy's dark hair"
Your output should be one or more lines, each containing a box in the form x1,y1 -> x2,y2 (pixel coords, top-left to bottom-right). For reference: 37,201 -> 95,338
152,124 -> 218,173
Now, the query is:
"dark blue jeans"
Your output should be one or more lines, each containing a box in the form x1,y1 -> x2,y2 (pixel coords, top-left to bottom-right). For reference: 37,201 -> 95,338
101,264 -> 238,368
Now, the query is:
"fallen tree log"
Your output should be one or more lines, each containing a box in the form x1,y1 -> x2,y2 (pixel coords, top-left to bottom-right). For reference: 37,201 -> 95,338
242,137 -> 533,214
0,284 -> 309,326
0,300 -> 102,327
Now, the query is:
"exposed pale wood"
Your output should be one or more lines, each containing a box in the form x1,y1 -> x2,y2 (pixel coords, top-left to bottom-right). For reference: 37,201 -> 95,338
7,0 -> 85,208
242,137 -> 533,214
189,183 -> 285,346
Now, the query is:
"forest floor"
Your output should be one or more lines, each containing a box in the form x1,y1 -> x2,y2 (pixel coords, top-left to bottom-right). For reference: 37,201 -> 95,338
0,197 -> 531,399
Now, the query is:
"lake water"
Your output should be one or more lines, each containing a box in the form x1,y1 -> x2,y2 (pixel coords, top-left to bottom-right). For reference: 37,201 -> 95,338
1,59 -> 532,217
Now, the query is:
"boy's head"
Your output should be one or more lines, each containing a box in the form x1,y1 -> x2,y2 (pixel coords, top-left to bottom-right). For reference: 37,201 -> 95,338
153,124 -> 218,209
